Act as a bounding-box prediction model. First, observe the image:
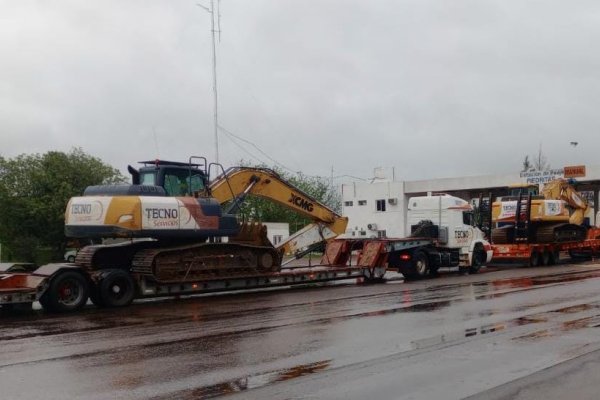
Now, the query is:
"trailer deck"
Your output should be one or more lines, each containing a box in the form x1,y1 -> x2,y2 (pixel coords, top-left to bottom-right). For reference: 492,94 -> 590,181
0,260 -> 377,309
491,237 -> 600,265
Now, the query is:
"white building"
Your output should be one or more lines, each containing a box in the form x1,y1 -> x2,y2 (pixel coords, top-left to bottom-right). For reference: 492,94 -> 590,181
263,222 -> 290,246
342,179 -> 406,238
341,165 -> 600,239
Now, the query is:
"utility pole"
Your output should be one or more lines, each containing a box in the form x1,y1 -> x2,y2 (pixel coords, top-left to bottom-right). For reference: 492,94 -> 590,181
198,0 -> 220,163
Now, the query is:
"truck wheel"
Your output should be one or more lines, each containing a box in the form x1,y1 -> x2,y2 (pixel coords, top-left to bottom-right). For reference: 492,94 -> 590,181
39,271 -> 89,313
412,251 -> 429,278
469,245 -> 486,274
428,266 -> 439,276
98,270 -> 135,308
67,255 -> 76,263
0,304 -> 15,313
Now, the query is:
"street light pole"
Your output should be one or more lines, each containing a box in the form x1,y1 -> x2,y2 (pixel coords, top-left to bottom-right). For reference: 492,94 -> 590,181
198,0 -> 220,164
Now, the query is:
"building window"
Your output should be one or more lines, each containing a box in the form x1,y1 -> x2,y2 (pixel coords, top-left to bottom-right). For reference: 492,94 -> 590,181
273,235 -> 283,245
376,199 -> 386,212
344,201 -> 353,207
377,230 -> 387,238
358,200 -> 367,206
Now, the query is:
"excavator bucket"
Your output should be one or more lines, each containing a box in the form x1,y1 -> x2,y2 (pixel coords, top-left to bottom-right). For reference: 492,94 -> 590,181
228,222 -> 273,247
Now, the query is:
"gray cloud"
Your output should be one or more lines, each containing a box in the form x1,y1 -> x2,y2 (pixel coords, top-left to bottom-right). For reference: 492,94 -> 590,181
1,0 -> 599,181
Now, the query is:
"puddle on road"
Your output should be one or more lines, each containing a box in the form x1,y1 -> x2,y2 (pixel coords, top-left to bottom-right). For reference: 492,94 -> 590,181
513,313 -> 600,342
551,303 -> 600,314
411,312 -> 550,350
150,360 -> 331,400
489,270 -> 600,291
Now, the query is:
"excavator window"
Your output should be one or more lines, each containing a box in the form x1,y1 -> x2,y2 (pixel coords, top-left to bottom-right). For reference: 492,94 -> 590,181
163,169 -> 206,196
139,171 -> 157,186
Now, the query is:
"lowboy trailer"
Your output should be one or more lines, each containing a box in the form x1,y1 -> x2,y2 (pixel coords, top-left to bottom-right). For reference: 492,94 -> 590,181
0,235 -> 489,313
0,261 -> 381,312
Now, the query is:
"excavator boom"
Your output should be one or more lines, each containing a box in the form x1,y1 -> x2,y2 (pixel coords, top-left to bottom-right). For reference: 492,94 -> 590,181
209,167 -> 348,256
541,179 -> 588,225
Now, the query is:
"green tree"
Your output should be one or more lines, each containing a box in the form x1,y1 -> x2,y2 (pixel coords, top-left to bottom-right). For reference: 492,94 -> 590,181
232,162 -> 341,234
0,148 -> 124,262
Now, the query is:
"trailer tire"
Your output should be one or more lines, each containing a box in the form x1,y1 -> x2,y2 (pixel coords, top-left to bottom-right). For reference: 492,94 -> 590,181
39,271 -> 89,313
541,250 -> 550,266
529,251 -> 540,267
549,250 -> 560,265
98,270 -> 135,308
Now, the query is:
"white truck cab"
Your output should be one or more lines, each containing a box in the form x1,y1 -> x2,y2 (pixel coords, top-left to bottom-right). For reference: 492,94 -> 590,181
392,194 -> 493,278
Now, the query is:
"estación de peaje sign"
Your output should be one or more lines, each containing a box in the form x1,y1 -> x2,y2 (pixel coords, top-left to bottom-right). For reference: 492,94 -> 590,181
520,165 -> 586,184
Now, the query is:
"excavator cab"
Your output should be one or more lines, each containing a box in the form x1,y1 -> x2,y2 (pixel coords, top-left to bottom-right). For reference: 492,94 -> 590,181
128,159 -> 210,197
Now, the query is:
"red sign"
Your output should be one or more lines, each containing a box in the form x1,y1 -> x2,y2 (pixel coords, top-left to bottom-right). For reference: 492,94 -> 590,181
564,165 -> 586,178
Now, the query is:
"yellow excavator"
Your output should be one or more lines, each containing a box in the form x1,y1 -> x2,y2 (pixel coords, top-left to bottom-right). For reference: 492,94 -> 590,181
64,158 -> 348,285
491,179 -> 589,244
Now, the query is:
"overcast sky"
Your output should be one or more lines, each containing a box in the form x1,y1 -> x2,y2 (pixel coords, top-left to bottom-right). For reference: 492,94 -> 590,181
1,0 -> 599,182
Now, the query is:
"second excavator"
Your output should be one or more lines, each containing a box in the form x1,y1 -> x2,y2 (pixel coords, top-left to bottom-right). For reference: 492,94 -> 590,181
490,178 -> 591,244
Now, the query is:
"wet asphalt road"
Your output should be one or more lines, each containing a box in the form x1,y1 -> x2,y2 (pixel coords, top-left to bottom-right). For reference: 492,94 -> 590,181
3,260 -> 600,399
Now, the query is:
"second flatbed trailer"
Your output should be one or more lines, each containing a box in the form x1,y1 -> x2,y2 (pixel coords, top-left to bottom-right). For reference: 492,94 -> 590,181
492,236 -> 600,266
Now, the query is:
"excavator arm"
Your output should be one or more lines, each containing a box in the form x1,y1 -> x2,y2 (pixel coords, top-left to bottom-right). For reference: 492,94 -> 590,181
542,179 -> 589,225
209,167 -> 348,256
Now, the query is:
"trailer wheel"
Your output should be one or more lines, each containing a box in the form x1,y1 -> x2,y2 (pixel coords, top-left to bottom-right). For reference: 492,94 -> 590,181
39,271 -> 89,313
98,270 -> 135,308
541,250 -> 551,266
529,251 -> 540,267
549,250 -> 560,265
